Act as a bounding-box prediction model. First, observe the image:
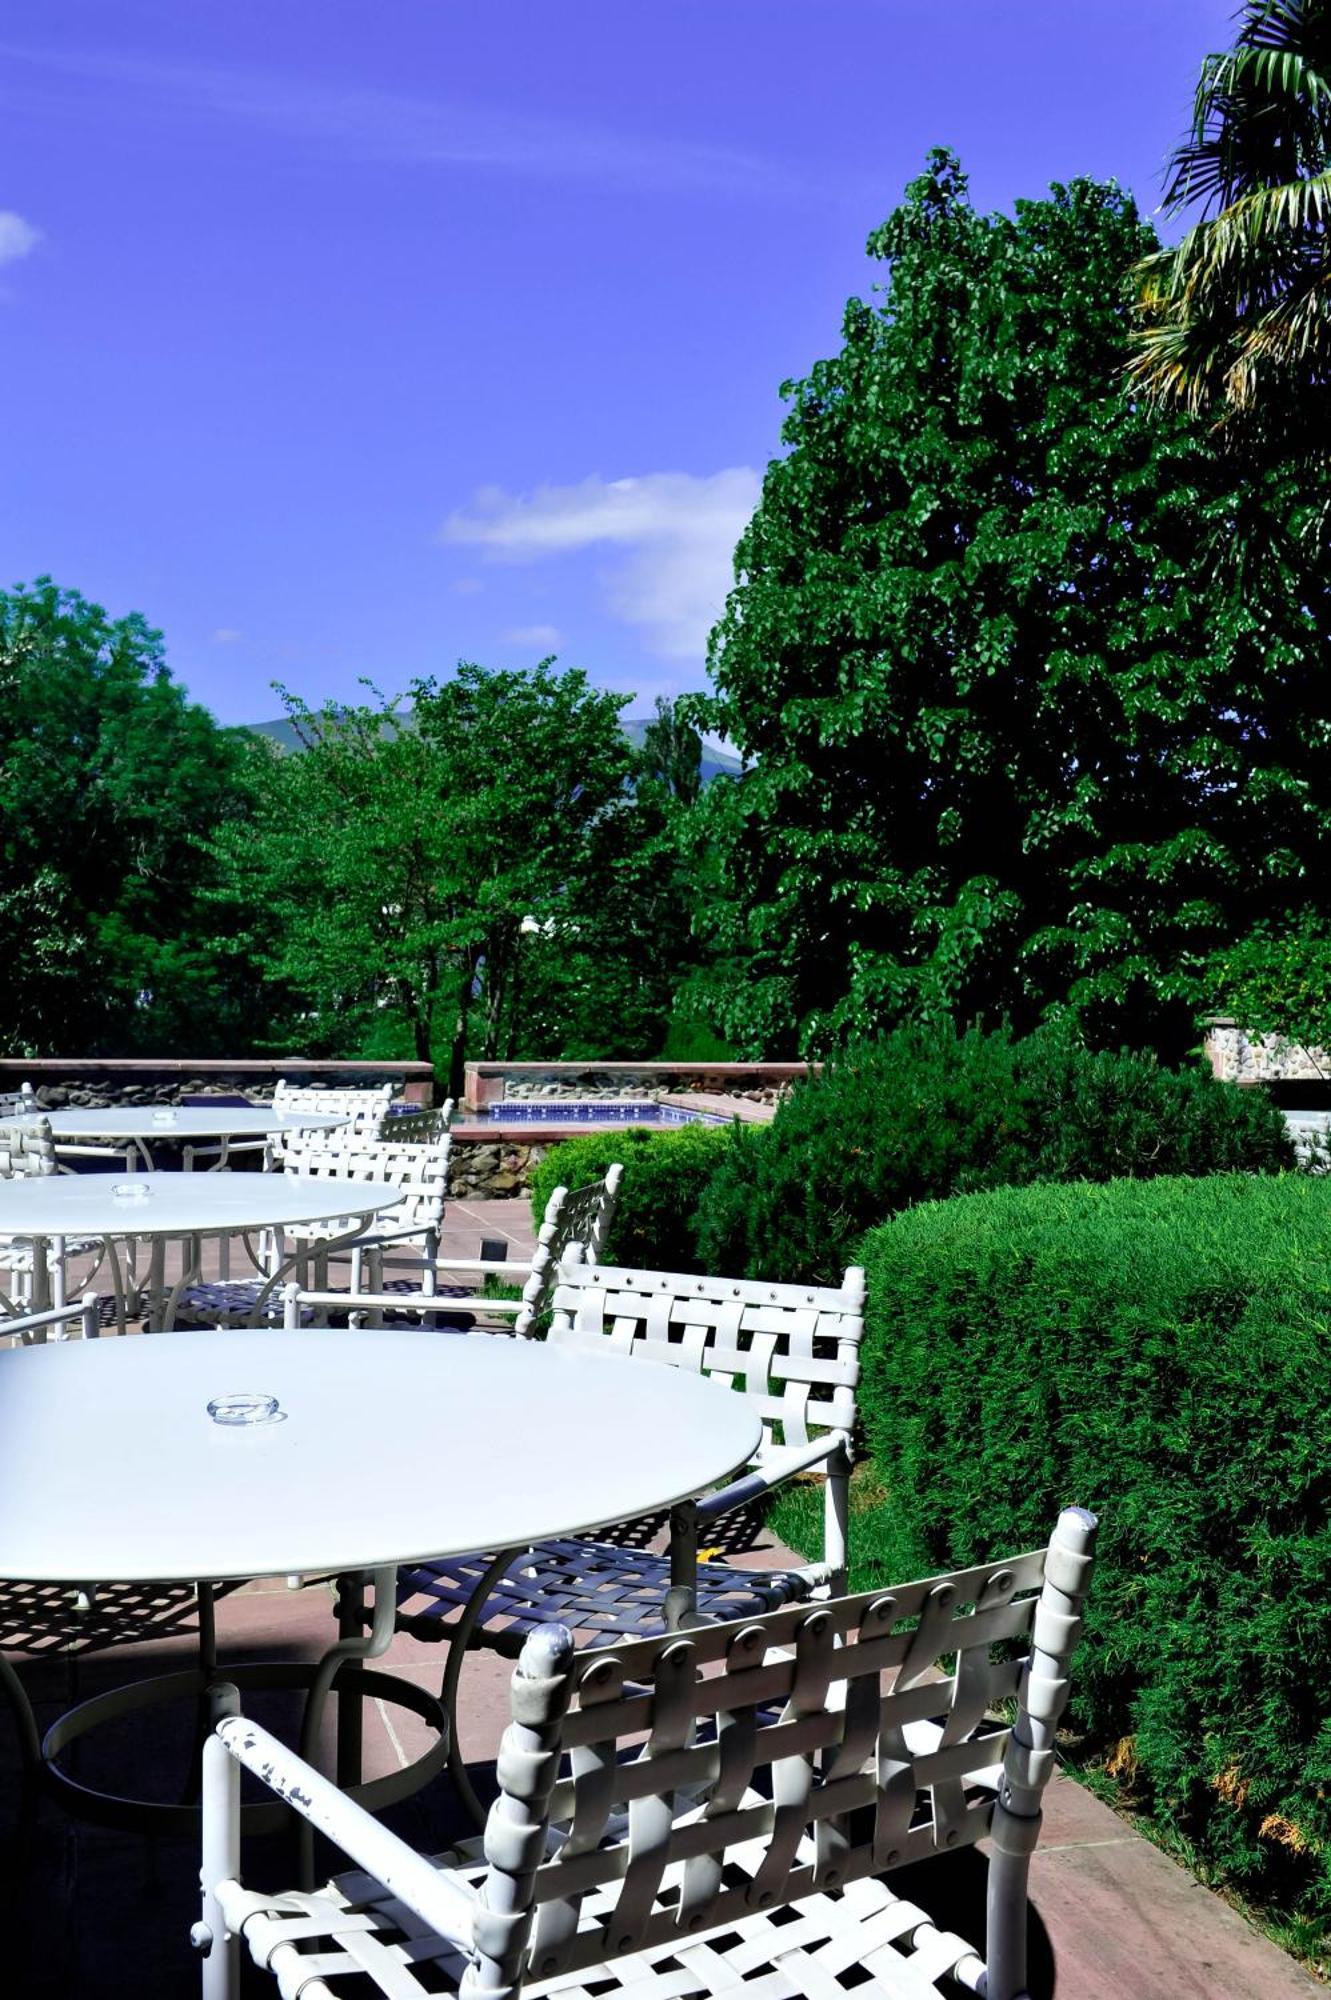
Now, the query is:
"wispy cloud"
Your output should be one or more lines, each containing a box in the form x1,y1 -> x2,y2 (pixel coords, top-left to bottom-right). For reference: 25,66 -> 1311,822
444,469 -> 760,663
0,43 -> 806,201
212,627 -> 243,644
502,623 -> 562,650
0,210 -> 40,267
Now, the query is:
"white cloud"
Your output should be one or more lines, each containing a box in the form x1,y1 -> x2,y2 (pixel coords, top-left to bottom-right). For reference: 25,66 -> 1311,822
502,623 -> 561,650
443,469 -> 761,663
0,211 -> 40,267
451,576 -> 483,596
212,627 -> 243,644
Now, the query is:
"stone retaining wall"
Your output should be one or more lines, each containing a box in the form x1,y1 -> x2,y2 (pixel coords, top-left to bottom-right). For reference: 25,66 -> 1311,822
448,1141 -> 548,1199
1203,1022 -> 1330,1084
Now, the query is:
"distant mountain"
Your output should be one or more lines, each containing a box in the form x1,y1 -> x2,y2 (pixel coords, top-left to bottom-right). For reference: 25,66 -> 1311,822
245,712 -> 743,784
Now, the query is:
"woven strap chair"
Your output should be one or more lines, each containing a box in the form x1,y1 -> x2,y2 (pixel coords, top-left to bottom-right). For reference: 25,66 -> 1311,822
276,1165 -> 623,1335
399,1256 -> 864,1633
393,1257 -> 863,1823
172,1131 -> 452,1327
0,1119 -> 104,1313
272,1080 -> 394,1136
198,1507 -> 1097,2000
0,1084 -> 37,1120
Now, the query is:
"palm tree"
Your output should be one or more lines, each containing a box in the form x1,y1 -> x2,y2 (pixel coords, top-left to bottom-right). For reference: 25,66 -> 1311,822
1130,0 -> 1331,429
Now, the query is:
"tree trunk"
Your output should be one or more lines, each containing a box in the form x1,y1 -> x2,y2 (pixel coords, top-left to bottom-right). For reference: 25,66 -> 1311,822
445,954 -> 478,1104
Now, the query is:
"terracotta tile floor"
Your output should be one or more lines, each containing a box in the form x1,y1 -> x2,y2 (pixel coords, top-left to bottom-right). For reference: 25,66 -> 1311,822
0,1201 -> 1319,1997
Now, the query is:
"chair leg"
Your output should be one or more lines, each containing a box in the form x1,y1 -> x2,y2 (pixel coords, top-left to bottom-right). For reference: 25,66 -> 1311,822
196,1684 -> 241,2000
665,1499 -> 700,1630
824,1441 -> 851,1598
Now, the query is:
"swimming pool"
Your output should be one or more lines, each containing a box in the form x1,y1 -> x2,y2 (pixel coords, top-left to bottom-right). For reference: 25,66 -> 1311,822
486,1098 -> 729,1127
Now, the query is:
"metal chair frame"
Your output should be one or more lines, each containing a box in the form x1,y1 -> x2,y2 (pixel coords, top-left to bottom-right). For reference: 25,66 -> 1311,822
199,1508 -> 1098,2000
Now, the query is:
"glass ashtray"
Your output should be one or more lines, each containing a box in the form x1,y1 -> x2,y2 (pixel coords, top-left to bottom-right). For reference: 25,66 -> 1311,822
207,1391 -> 282,1427
150,1109 -> 178,1125
111,1181 -> 151,1201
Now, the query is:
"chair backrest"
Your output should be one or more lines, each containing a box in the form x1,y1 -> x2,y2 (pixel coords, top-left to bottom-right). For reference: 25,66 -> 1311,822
277,1131 -> 451,1240
514,1166 -> 623,1337
377,1097 -> 455,1143
0,1118 -> 56,1181
470,1507 -> 1098,1996
548,1259 -> 864,1451
0,1083 -> 36,1121
271,1080 -> 393,1136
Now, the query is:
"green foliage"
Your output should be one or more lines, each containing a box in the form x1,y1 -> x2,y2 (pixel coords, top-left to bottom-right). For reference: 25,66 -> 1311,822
691,153 -> 1331,1058
855,1174 -> 1331,1924
208,664 -> 662,1090
528,1125 -> 735,1273
698,1025 -> 1294,1282
636,696 -> 703,808
1214,912 -> 1331,1056
0,578 -> 256,1054
1132,0 -> 1331,438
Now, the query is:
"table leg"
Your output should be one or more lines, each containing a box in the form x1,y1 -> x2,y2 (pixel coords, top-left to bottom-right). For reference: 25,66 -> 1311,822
335,1573 -> 366,1785
297,1563 -> 396,1889
440,1545 -> 523,1830
30,1232 -> 51,1315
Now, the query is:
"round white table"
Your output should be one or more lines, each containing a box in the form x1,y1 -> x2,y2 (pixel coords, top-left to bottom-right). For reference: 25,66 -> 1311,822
9,1105 -> 348,1172
0,1172 -> 398,1328
0,1328 -> 761,1829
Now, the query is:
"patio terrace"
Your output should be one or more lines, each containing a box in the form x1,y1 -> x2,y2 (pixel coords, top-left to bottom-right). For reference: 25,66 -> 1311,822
0,1202 -> 1320,1998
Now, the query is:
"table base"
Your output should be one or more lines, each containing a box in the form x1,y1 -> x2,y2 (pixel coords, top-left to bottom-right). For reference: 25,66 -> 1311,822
38,1659 -> 448,1834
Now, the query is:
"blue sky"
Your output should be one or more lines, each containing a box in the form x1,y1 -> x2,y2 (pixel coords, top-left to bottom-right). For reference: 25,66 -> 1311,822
1,1 -> 1232,724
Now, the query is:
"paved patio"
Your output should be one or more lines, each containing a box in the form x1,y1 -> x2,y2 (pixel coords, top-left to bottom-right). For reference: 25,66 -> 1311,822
0,1199 -> 1319,1997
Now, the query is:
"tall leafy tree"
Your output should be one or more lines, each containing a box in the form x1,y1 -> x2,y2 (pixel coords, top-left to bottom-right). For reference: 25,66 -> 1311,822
693,154 -> 1331,1057
638,696 -> 704,806
0,577 -> 255,1054
1131,0 -> 1331,436
212,662 -> 641,1095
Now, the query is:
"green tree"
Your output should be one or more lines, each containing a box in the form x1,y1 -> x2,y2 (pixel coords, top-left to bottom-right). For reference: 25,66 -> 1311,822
0,577 -> 255,1054
1131,0 -> 1331,437
692,154 -> 1331,1057
212,662 -> 641,1094
637,696 -> 703,806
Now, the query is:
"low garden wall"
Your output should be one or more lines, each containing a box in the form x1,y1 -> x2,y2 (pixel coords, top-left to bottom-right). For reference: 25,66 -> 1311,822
0,1058 -> 435,1108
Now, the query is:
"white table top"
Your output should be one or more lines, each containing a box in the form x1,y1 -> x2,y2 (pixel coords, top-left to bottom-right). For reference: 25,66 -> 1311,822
7,1107 -> 348,1142
0,1171 -> 398,1239
0,1328 -> 763,1582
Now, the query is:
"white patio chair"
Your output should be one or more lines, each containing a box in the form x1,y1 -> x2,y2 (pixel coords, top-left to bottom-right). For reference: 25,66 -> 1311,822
0,1120 -> 104,1313
0,1291 -> 101,1347
278,1165 -> 624,1335
399,1256 -> 863,1639
197,1506 -> 1098,2000
172,1131 -> 451,1326
272,1080 -> 394,1136
376,1097 -> 455,1144
0,1083 -> 37,1120
393,1256 -> 863,1824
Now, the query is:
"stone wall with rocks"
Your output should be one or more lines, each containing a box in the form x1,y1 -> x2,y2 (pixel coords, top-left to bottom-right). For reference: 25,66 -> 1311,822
448,1140 -> 549,1199
20,1069 -> 420,1111
1204,1023 -> 1330,1085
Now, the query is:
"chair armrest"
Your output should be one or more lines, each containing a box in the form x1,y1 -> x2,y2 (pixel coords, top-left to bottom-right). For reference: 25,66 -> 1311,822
694,1434 -> 843,1522
215,1713 -> 477,1950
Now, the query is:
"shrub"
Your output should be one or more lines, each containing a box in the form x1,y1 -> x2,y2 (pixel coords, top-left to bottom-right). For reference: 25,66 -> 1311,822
697,1024 -> 1294,1283
527,1124 -> 735,1273
855,1173 -> 1331,1924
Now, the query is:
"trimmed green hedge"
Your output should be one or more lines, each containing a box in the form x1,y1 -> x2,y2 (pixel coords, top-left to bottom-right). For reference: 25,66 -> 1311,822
856,1173 -> 1331,1921
697,1025 -> 1295,1283
527,1124 -> 735,1272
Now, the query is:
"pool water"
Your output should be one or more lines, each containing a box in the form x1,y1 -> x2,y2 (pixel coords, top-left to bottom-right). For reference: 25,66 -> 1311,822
488,1098 -> 729,1127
